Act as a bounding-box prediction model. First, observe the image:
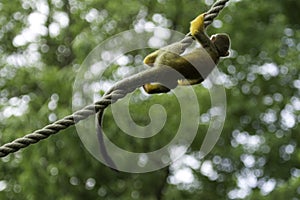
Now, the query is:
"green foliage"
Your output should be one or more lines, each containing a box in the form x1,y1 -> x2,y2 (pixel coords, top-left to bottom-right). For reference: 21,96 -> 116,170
1,0 -> 300,199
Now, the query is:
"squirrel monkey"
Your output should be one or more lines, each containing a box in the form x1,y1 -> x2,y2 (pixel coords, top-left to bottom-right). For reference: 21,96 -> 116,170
97,13 -> 230,170
143,13 -> 230,94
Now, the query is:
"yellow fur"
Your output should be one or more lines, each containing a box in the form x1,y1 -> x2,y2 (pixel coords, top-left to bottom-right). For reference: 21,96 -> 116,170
190,13 -> 205,35
143,50 -> 159,66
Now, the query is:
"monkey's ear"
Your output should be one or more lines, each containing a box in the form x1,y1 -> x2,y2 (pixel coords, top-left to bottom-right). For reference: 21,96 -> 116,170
210,35 -> 216,42
223,51 -> 230,57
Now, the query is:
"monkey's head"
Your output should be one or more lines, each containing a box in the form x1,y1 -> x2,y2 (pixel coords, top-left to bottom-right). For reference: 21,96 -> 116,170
211,34 -> 230,57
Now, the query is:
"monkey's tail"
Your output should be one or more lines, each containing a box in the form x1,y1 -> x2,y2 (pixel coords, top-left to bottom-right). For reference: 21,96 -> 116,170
96,65 -> 180,170
96,109 -> 119,171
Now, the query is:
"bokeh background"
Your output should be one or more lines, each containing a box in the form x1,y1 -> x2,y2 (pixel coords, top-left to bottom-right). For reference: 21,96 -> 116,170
0,0 -> 300,199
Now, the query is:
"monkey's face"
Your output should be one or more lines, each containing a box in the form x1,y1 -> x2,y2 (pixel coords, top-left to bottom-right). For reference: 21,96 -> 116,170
211,34 -> 230,57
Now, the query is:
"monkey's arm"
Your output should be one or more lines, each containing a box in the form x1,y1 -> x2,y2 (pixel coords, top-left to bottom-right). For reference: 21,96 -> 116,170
142,36 -> 194,94
161,36 -> 194,55
144,50 -> 159,67
190,13 -> 214,51
144,35 -> 194,68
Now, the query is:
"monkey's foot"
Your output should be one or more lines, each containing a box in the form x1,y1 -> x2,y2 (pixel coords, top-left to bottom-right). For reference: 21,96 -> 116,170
143,83 -> 170,94
190,13 -> 205,35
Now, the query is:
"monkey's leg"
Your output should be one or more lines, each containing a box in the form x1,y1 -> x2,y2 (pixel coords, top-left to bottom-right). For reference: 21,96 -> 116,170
143,50 -> 160,67
178,78 -> 204,86
143,83 -> 171,94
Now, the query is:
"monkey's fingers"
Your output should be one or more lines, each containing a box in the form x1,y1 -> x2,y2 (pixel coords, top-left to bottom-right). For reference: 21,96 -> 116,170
190,13 -> 206,36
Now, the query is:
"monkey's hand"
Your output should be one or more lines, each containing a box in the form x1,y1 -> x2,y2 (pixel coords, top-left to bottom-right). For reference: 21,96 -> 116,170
190,13 -> 206,36
144,50 -> 159,66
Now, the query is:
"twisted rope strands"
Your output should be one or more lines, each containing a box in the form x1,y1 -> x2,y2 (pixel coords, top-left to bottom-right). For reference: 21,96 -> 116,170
204,0 -> 229,27
0,0 -> 229,157
186,0 -> 229,38
0,90 -> 127,157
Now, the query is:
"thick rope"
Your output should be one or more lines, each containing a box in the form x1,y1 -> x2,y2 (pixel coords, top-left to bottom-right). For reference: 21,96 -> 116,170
204,0 -> 229,27
0,0 -> 229,157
